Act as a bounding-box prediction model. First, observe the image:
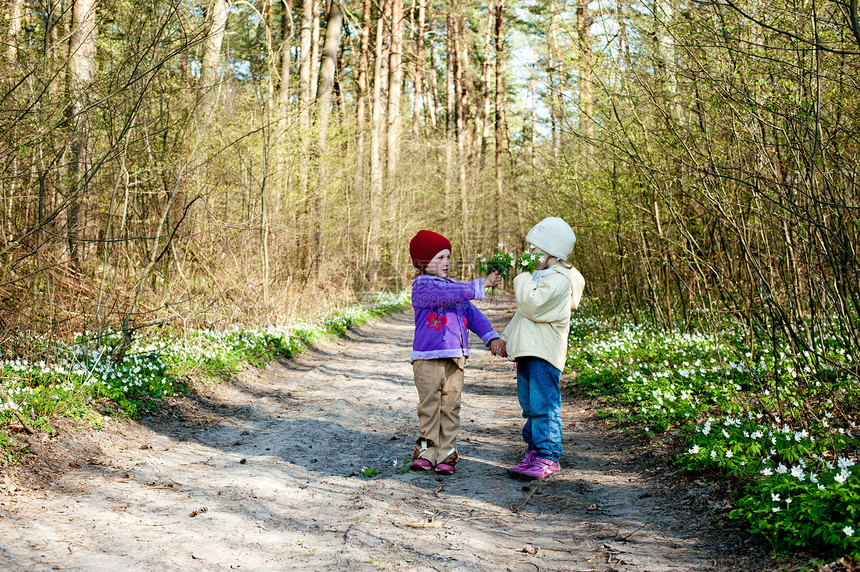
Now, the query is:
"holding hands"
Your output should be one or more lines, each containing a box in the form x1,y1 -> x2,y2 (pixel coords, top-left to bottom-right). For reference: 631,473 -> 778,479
489,338 -> 507,357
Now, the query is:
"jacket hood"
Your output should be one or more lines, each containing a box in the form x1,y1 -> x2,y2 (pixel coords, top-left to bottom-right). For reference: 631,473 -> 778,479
550,263 -> 586,309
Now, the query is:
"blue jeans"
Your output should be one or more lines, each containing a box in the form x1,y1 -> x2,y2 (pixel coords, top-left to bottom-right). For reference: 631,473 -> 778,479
516,357 -> 562,462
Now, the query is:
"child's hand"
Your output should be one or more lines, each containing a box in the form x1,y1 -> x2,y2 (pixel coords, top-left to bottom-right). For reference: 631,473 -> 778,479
483,271 -> 502,289
489,338 -> 507,357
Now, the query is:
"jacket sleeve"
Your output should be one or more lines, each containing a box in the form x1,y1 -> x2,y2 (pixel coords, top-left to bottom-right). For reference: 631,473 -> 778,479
464,303 -> 500,346
512,272 -> 571,323
412,277 -> 484,308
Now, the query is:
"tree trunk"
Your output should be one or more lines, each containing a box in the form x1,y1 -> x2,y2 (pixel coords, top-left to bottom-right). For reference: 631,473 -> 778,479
445,9 -> 455,227
494,0 -> 505,245
298,0 -> 314,218
48,0 -> 63,93
577,0 -> 593,142
316,0 -> 344,150
357,0 -> 372,162
476,4 -> 494,168
386,0 -> 404,190
453,15 -> 467,247
278,1 -> 295,118
310,0 -> 344,267
201,0 -> 228,106
426,34 -> 439,130
6,0 -> 23,64
310,0 -> 321,101
277,0 -> 296,254
368,0 -> 387,264
548,0 -> 560,158
530,49 -> 537,169
67,0 -> 97,267
412,0 -> 426,140
655,0 -> 677,117
299,0 -> 314,127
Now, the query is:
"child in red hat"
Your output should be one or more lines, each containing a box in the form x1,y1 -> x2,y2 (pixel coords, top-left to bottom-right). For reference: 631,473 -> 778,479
408,230 -> 506,475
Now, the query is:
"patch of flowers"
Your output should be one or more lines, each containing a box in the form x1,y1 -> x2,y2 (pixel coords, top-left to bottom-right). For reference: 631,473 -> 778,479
567,308 -> 860,558
0,291 -> 410,426
474,244 -> 542,280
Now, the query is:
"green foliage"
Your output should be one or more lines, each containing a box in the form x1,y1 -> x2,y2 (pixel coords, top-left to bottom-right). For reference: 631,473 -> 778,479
0,292 -> 410,431
568,309 -> 860,560
474,247 -> 541,280
361,466 -> 381,478
0,431 -> 27,464
730,462 -> 860,557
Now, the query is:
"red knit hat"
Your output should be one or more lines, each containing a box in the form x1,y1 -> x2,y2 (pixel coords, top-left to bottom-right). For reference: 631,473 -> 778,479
409,230 -> 452,269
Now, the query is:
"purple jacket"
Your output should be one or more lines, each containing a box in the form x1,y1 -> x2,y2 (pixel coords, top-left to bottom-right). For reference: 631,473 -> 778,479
411,275 -> 500,361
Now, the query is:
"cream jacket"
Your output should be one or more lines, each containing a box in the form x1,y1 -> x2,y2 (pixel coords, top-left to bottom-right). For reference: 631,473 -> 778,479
502,264 -> 586,372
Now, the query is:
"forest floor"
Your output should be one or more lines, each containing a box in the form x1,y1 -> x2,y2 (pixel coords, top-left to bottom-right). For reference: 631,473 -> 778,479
0,295 -> 791,571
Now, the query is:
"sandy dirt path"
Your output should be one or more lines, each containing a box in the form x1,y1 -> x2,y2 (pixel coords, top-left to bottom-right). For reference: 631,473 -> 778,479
0,297 -> 765,571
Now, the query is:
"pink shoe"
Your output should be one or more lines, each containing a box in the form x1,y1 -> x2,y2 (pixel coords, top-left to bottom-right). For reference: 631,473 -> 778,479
506,450 -> 538,477
510,455 -> 560,480
434,462 -> 455,475
411,458 -> 433,471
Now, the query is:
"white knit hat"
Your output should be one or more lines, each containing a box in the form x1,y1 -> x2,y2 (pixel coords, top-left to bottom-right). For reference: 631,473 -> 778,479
526,217 -> 576,261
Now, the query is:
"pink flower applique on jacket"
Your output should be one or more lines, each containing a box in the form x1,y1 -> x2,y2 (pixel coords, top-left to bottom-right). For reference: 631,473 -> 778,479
427,312 -> 448,330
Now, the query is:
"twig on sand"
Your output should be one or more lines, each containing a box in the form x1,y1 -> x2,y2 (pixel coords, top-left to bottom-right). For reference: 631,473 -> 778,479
511,485 -> 540,513
619,521 -> 651,542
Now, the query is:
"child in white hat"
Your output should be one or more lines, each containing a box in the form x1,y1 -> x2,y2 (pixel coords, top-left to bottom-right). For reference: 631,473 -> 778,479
501,217 -> 585,480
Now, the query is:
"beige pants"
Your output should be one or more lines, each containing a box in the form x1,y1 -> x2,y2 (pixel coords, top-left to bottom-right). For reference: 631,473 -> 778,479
412,357 -> 465,466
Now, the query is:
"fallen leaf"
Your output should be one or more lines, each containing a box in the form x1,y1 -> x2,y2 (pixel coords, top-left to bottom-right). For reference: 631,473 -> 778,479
523,544 -> 537,555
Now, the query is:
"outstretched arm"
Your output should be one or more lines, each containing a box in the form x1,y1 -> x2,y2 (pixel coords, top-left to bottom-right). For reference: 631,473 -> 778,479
412,277 -> 485,308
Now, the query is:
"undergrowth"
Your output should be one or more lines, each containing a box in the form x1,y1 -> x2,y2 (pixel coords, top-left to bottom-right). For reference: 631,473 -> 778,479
567,305 -> 860,562
0,291 -> 410,457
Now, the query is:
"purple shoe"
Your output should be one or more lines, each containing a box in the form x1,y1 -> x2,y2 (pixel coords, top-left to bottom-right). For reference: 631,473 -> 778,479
411,458 -> 433,471
510,455 -> 561,480
506,450 -> 537,477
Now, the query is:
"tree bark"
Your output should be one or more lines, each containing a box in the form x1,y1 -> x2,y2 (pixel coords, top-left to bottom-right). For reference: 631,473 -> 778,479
548,0 -> 560,158
577,0 -> 593,142
310,0 -> 321,101
6,0 -> 23,64
368,0 -> 387,263
298,0 -> 314,214
412,0 -> 426,140
316,0 -> 344,150
426,31 -> 439,130
530,49 -> 537,169
67,0 -> 97,267
444,10 -> 455,222
477,4 -> 494,168
299,0 -> 313,131
278,1 -> 295,114
453,14 -> 467,246
277,0 -> 295,251
201,0 -> 228,106
494,0 -> 505,245
357,0 -> 372,161
386,0 -> 404,188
